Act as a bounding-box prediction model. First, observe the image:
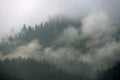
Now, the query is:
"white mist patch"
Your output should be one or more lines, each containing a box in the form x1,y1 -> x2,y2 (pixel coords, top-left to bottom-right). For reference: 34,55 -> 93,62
59,26 -> 79,43
3,40 -> 43,59
82,11 -> 112,36
44,40 -> 120,77
79,41 -> 120,68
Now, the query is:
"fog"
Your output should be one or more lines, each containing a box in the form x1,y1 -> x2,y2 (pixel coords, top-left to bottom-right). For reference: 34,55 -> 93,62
0,0 -> 120,78
0,0 -> 120,38
0,10 -> 119,78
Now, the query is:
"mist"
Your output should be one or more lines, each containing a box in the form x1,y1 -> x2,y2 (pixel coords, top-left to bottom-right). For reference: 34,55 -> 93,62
0,10 -> 119,78
0,0 -> 120,79
1,0 -> 120,38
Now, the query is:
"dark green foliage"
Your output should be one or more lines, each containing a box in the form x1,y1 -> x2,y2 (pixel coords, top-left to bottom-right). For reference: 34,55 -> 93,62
96,62 -> 120,80
0,16 -> 81,54
0,58 -> 89,80
18,16 -> 81,47
1,16 -> 120,55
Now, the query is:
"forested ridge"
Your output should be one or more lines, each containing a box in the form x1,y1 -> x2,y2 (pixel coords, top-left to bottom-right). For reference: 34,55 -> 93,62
0,16 -> 120,80
0,16 -> 81,55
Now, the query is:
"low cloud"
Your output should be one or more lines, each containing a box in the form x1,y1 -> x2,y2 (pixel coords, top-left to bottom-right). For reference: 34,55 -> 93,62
3,40 -> 42,59
0,11 -> 120,78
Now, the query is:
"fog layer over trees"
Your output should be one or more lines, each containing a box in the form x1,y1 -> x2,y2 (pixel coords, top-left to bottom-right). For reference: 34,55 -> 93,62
0,12 -> 120,80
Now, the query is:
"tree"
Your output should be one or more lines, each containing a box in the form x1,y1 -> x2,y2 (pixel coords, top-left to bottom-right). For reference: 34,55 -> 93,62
21,24 -> 27,34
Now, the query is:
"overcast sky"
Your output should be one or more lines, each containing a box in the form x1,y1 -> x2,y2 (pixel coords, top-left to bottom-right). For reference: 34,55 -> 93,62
0,0 -> 120,38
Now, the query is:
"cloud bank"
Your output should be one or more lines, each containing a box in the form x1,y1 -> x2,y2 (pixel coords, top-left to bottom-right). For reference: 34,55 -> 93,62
1,11 -> 120,78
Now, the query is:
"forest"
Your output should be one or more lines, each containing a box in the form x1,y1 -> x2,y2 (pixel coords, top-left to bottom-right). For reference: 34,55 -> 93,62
0,16 -> 120,80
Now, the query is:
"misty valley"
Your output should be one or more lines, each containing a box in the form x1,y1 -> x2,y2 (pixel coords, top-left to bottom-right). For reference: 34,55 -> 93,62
0,15 -> 120,80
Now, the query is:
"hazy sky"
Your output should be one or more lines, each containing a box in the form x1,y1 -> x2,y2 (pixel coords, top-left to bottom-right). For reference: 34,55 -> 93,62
0,0 -> 120,38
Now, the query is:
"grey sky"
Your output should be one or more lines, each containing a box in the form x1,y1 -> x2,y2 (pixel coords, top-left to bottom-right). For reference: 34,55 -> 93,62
0,0 -> 120,38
